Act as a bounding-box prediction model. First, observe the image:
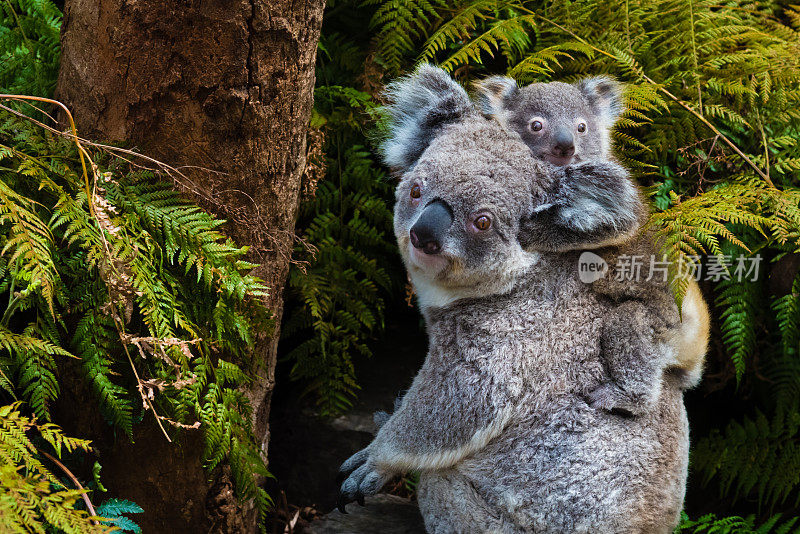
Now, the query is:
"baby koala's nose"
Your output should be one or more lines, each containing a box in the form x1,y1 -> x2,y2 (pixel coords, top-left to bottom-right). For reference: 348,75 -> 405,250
552,129 -> 576,158
410,200 -> 453,255
553,143 -> 576,158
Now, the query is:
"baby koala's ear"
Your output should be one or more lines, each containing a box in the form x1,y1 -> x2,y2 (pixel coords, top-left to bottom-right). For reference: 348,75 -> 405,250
379,63 -> 473,173
473,76 -> 519,118
575,76 -> 624,128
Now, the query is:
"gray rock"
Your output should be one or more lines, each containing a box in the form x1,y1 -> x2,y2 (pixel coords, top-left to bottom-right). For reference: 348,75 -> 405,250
305,494 -> 425,533
328,411 -> 380,434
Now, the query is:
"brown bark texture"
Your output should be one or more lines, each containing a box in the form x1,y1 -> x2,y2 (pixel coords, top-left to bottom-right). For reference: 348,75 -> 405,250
54,0 -> 325,531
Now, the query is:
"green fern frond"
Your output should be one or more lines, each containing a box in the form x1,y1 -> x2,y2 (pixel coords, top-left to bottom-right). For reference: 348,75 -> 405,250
0,402 -> 110,534
715,276 -> 762,379
0,175 -> 60,315
0,0 -> 61,97
435,14 -> 535,71
678,511 -> 800,533
95,497 -> 143,534
0,324 -> 73,420
693,407 -> 800,510
283,84 -> 399,416
417,0 -> 506,70
71,310 -> 134,436
369,0 -> 443,74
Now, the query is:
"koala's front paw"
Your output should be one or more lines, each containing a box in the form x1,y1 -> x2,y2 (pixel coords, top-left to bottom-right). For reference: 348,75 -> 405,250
556,160 -> 643,232
335,448 -> 390,513
586,383 -> 645,417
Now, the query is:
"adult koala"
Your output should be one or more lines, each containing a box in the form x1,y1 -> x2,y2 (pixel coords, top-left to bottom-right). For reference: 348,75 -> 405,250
337,66 -> 690,533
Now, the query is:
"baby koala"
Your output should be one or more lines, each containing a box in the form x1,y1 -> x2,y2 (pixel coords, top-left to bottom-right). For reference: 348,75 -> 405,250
474,73 -> 708,412
473,75 -> 632,250
474,75 -> 621,166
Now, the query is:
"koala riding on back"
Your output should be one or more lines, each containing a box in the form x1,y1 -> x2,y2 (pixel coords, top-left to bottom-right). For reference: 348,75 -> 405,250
336,65 -> 698,533
473,71 -> 709,405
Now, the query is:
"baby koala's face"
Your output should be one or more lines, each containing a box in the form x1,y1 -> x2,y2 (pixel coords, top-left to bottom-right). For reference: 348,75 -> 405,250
474,76 -> 623,167
505,82 -> 603,166
393,118 -> 548,309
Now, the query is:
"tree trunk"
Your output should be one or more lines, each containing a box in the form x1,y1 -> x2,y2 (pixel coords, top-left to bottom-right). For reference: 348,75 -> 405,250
55,0 -> 325,531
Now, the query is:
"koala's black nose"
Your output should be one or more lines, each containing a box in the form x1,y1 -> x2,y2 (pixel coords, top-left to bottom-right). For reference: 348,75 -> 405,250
552,128 -> 575,158
410,200 -> 453,255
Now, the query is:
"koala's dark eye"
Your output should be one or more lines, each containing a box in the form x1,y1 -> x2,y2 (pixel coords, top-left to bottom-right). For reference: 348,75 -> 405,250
410,184 -> 421,199
530,120 -> 543,132
474,215 -> 492,231
577,122 -> 587,133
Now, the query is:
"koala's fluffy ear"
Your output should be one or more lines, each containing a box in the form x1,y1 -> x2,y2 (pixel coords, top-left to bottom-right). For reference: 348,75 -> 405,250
473,76 -> 519,119
576,76 -> 624,128
379,64 -> 474,173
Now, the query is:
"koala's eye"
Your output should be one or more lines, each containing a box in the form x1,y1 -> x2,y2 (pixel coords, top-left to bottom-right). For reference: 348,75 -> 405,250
530,120 -> 543,132
410,184 -> 421,199
474,215 -> 492,231
577,122 -> 587,133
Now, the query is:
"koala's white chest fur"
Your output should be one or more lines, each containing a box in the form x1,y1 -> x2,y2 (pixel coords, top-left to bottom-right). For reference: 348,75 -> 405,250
409,250 -> 542,314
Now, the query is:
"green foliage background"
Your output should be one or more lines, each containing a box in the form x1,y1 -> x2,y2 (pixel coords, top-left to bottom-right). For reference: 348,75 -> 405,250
1,0 -> 272,530
280,29 -> 401,416
281,0 -> 800,529
2,0 -> 800,530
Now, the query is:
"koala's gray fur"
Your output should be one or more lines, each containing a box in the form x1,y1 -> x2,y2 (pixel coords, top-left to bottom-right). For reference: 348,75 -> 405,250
336,65 -> 697,533
473,74 -> 635,249
386,66 -> 703,413
474,71 -> 708,402
474,75 -> 622,165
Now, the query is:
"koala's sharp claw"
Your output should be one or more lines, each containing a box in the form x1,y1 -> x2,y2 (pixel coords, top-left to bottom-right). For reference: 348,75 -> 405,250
336,448 -> 379,512
337,494 -> 349,514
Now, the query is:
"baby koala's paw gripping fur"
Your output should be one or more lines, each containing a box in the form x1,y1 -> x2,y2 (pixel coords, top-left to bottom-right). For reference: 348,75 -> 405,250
550,159 -> 645,235
336,447 -> 391,513
586,382 -> 652,417
519,159 -> 646,253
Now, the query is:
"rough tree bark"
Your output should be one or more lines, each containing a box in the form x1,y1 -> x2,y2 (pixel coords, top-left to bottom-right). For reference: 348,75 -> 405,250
55,0 -> 325,531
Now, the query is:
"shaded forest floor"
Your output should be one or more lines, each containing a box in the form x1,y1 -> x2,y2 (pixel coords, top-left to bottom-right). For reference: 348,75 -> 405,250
268,307 -> 427,527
